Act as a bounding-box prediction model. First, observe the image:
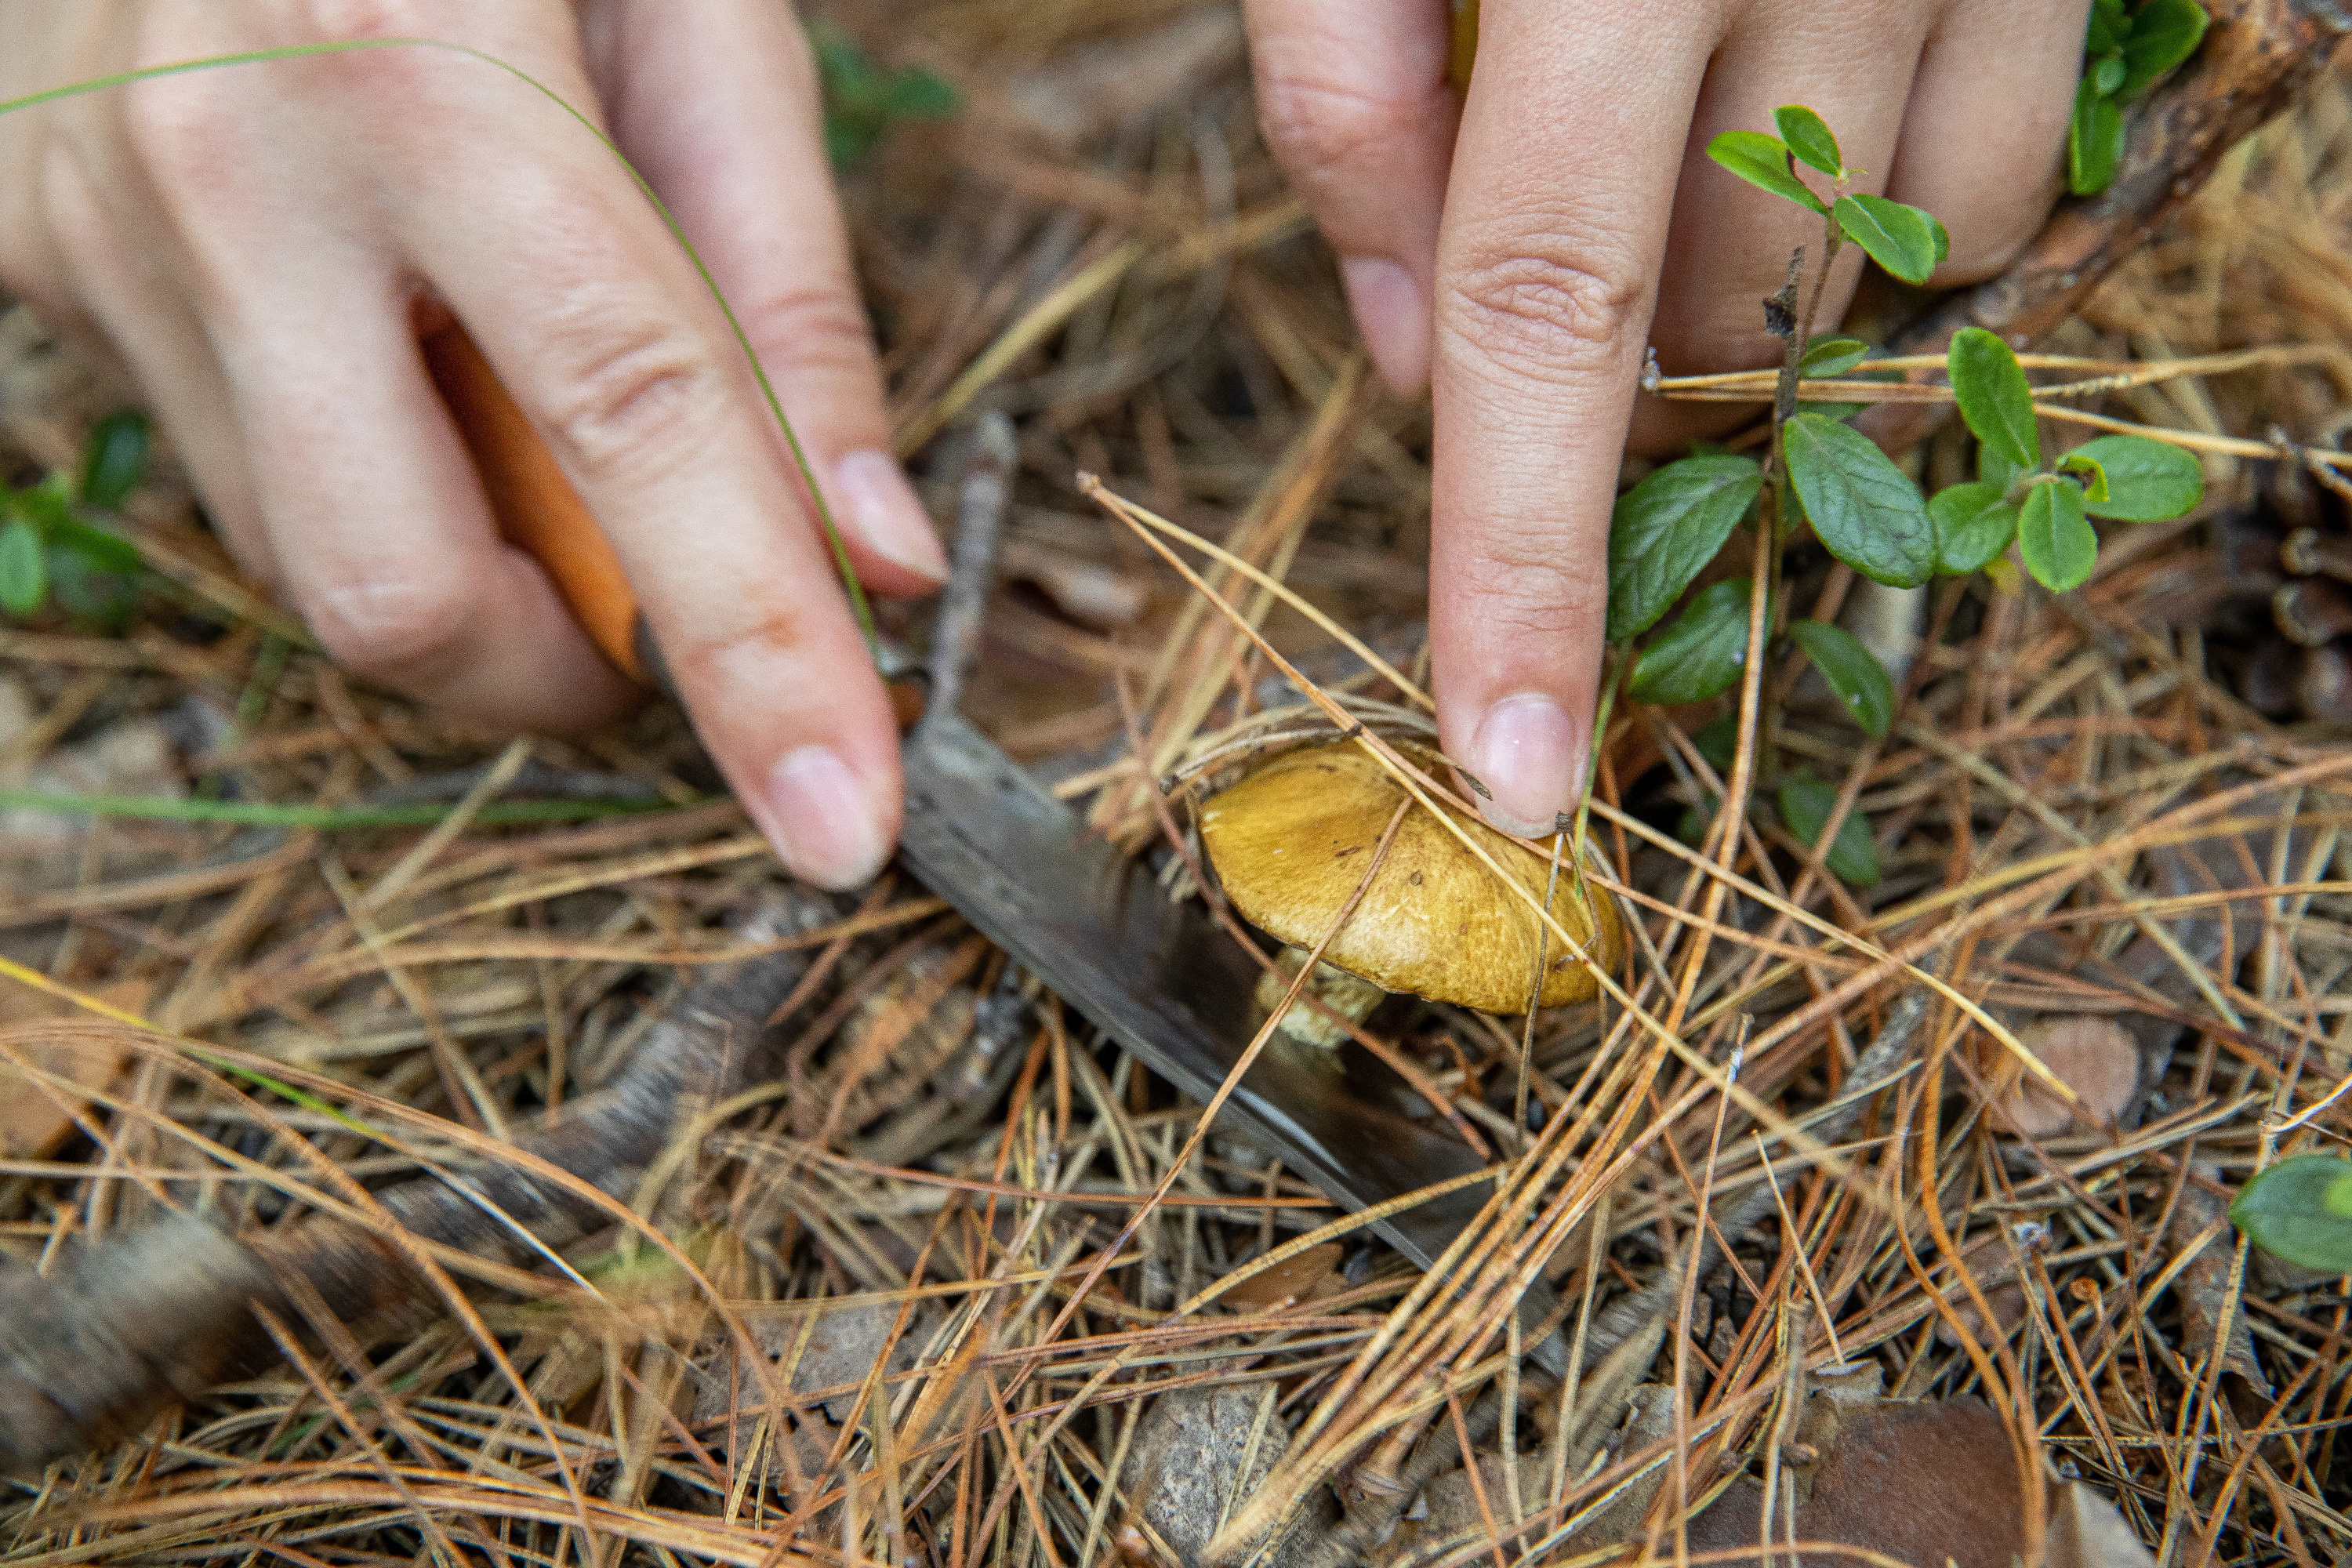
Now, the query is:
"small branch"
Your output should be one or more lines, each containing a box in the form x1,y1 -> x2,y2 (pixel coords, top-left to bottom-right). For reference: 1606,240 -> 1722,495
924,411 -> 1018,723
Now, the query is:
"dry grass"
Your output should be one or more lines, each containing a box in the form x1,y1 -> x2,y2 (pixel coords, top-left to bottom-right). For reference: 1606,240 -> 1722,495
0,4 -> 2347,1565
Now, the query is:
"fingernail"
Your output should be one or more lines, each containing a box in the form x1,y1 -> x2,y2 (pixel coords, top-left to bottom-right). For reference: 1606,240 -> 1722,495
1468,694 -> 1583,839
762,745 -> 891,890
1340,256 -> 1431,394
834,448 -> 947,583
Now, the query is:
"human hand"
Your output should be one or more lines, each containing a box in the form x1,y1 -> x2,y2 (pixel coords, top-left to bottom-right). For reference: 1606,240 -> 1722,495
1243,0 -> 2087,834
0,0 -> 942,890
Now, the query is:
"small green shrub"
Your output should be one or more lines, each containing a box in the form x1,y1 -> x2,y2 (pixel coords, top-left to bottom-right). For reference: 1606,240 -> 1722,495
1608,106 -> 2208,884
2070,0 -> 2209,195
813,26 -> 956,169
0,410 -> 151,629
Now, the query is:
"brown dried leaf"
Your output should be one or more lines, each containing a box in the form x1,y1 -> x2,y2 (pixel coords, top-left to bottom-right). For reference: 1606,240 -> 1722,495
0,992 -> 151,1157
1224,1243 -> 1342,1308
1994,1017 -> 2140,1136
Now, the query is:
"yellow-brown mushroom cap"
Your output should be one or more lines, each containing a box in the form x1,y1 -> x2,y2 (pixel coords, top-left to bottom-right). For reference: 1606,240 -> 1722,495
1198,740 -> 1624,1013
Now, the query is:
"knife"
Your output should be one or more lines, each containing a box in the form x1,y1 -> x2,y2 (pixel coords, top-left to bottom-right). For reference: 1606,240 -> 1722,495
424,325 -> 1559,1360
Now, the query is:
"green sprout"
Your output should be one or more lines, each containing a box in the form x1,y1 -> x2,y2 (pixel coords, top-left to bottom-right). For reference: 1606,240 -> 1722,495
2070,0 -> 2209,196
813,25 -> 956,170
0,408 -> 152,629
1608,103 -> 2206,886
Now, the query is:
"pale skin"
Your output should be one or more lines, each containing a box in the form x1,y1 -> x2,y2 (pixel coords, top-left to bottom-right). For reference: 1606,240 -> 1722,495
0,0 -> 2088,882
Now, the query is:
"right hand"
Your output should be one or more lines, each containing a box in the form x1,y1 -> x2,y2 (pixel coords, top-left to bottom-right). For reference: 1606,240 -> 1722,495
1244,0 -> 2084,834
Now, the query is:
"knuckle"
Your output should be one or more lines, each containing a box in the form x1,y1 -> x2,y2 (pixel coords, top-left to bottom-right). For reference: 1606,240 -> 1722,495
734,281 -> 877,383
540,312 -> 732,482
116,68 -> 244,189
300,570 -> 477,681
1254,58 -> 1438,185
1443,230 -> 1650,376
286,0 -> 423,39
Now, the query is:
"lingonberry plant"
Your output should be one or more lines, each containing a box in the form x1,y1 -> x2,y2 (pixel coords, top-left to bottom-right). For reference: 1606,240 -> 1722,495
811,24 -> 957,170
1606,104 -> 2205,885
2071,0 -> 2209,196
0,409 -> 151,629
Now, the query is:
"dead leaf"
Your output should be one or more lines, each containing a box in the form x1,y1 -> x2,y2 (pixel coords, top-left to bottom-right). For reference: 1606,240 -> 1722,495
1994,1017 -> 2140,1136
1688,1398 -> 2026,1568
0,983 -> 153,1157
1224,1243 -> 1342,1308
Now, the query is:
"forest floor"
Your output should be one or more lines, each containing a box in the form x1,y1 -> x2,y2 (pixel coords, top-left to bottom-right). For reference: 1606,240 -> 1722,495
2,3 -> 2350,1565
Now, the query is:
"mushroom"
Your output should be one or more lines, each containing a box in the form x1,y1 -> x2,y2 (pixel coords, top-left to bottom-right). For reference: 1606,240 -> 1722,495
1198,739 -> 1624,1045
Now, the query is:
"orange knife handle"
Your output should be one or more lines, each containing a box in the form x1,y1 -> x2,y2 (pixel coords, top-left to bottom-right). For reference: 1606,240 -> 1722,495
420,321 -> 652,685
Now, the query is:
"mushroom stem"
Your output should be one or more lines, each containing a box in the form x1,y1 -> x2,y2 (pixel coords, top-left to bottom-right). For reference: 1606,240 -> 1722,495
1255,948 -> 1386,1049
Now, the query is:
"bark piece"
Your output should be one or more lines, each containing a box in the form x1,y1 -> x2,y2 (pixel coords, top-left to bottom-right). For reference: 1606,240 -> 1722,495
1126,1383 -> 1324,1568
2167,1164 -> 2270,1399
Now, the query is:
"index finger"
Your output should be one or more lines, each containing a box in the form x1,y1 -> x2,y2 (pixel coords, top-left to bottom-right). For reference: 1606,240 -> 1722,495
383,42 -> 903,888
1429,1 -> 1715,837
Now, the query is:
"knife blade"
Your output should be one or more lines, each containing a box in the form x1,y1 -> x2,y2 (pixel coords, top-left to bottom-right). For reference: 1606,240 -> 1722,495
428,329 -> 1562,1363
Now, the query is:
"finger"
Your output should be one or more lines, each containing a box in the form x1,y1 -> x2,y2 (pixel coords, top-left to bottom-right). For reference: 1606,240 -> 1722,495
583,0 -> 945,597
27,131 -> 265,576
1242,0 -> 1457,391
224,271 -> 637,732
1889,0 -> 2089,281
1429,0 -> 1712,837
384,34 -> 902,889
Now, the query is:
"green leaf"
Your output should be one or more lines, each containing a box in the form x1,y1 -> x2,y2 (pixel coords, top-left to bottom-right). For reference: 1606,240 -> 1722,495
1788,619 -> 1896,739
1804,352 -> 1901,423
2092,49 -> 2128,96
1947,327 -> 2041,475
1833,193 -> 1940,285
2121,0 -> 2209,99
2069,79 -> 2125,196
1782,412 -> 1936,587
1691,713 -> 1740,775
1629,579 -> 1757,707
1929,482 -> 2020,575
1773,105 -> 1842,176
2087,0 -> 2131,55
1606,455 -> 1762,642
2059,450 -> 2111,506
1779,778 -> 1879,886
883,67 -> 957,121
51,517 -> 143,578
1979,437 -> 2029,495
2017,480 -> 2099,592
2230,1156 -> 2352,1273
0,518 -> 46,616
2067,434 -> 2204,520
13,471 -> 73,535
78,409 -> 150,512
1800,336 -> 1872,378
1927,211 -> 1951,266
1707,130 -> 1828,214
47,544 -> 138,628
